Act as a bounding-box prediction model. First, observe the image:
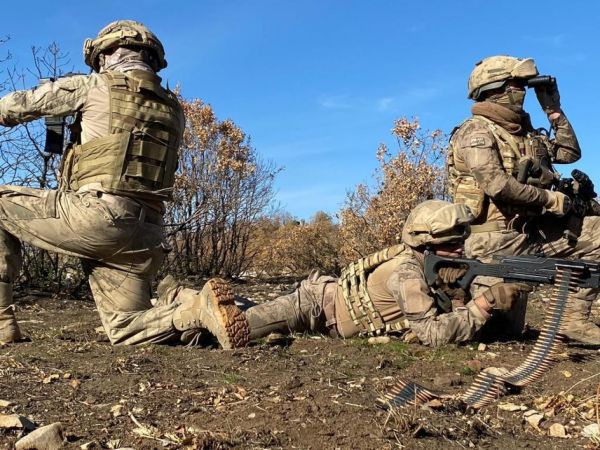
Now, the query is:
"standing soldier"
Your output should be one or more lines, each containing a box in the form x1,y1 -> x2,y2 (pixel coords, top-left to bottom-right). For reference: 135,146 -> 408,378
234,200 -> 531,347
447,55 -> 600,344
0,20 -> 249,348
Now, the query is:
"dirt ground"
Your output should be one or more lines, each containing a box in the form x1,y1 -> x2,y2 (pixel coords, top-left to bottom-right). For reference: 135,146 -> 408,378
1,279 -> 599,450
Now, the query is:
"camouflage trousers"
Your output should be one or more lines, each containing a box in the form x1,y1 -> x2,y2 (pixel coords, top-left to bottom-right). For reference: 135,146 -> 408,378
0,185 -> 180,345
466,216 -> 600,298
244,271 -> 406,339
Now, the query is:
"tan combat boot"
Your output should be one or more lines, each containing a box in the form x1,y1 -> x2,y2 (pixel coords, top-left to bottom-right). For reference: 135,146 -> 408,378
0,305 -> 22,344
562,298 -> 600,345
172,278 -> 249,349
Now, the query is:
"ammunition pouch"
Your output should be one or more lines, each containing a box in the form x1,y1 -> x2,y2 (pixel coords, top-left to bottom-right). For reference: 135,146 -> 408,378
338,244 -> 409,336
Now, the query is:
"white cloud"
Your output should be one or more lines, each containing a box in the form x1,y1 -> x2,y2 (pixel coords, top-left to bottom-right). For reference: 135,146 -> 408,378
317,94 -> 353,109
376,97 -> 395,111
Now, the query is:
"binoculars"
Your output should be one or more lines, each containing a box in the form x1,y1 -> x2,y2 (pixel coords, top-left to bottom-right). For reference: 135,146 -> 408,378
527,75 -> 556,87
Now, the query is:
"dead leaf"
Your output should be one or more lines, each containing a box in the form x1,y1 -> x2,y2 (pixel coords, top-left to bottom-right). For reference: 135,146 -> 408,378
582,423 -> 600,439
42,374 -> 60,384
110,404 -> 124,418
560,371 -> 572,378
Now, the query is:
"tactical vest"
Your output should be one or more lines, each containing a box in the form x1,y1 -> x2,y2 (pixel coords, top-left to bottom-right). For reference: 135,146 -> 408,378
61,70 -> 184,201
338,244 -> 410,336
447,115 -> 556,219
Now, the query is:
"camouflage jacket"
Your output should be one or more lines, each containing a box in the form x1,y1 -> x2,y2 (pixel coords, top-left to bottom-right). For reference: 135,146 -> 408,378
449,111 -> 580,224
0,73 -> 110,144
341,244 -> 488,347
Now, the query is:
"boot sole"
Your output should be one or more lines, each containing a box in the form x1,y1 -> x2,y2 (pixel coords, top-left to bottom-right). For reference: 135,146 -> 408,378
199,278 -> 249,349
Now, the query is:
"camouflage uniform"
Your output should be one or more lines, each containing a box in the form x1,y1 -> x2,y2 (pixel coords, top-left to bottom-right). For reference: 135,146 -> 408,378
245,201 -> 508,347
448,55 -> 600,343
0,21 -> 249,349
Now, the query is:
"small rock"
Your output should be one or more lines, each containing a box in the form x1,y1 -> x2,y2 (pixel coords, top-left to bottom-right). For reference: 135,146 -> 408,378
583,423 -> 600,438
368,336 -> 391,345
477,343 -> 487,351
498,402 -> 526,412
0,400 -> 14,408
0,414 -> 35,430
465,359 -> 483,372
483,367 -> 509,377
524,409 -> 544,429
548,423 -> 567,438
561,370 -> 572,378
15,422 -> 64,449
433,374 -> 461,387
248,413 -> 256,419
69,379 -> 81,390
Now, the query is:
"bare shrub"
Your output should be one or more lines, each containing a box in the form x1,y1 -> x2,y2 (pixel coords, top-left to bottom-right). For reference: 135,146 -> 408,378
163,98 -> 278,278
249,211 -> 341,277
339,117 -> 447,263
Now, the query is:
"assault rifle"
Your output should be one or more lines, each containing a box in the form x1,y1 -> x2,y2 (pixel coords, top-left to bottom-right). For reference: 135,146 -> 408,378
555,169 -> 600,243
424,252 -> 600,292
39,73 -> 85,155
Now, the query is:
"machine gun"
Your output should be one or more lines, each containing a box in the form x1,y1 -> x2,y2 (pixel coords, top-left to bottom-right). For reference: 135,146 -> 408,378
424,252 -> 600,292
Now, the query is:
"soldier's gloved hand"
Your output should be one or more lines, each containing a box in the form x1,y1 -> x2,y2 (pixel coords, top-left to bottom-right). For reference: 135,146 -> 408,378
535,79 -> 561,114
437,266 -> 467,284
482,282 -> 533,311
545,191 -> 571,217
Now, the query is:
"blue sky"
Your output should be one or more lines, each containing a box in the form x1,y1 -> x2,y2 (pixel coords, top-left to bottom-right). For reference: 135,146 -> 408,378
3,1 -> 600,219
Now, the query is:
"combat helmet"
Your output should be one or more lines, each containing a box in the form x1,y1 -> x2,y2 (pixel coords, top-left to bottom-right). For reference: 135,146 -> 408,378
468,56 -> 538,100
402,200 -> 474,248
83,20 -> 167,72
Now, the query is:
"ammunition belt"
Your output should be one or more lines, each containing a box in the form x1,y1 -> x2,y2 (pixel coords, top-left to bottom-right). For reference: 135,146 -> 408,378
380,264 -> 580,410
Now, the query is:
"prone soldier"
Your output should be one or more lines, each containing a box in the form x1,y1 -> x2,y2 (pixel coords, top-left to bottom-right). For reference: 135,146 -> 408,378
447,55 -> 600,344
228,200 -> 532,347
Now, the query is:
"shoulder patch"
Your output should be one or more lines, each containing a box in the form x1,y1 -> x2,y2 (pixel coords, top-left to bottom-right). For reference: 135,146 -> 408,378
470,136 -> 486,147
